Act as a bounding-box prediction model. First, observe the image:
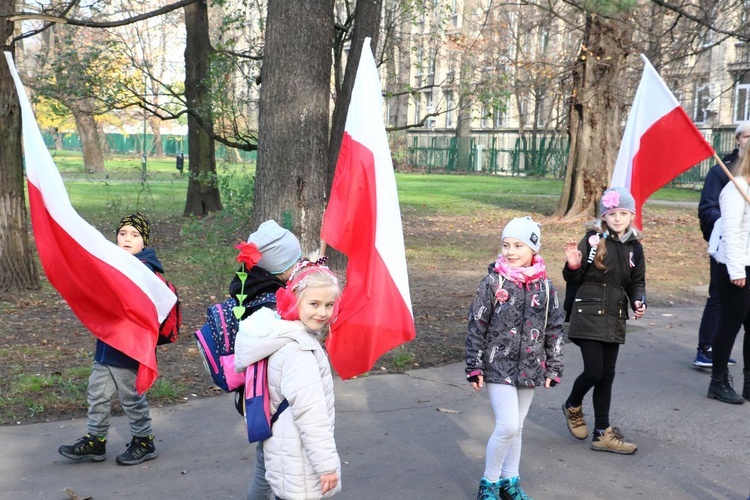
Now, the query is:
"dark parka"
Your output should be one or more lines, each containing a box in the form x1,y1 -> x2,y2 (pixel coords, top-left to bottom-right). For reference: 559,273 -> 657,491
563,226 -> 646,345
465,265 -> 565,387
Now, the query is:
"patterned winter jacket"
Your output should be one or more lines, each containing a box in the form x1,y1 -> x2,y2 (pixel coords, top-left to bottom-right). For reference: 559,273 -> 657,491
563,225 -> 646,344
465,264 -> 564,386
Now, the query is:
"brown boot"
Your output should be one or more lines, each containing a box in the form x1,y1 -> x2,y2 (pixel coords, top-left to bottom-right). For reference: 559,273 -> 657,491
562,403 -> 588,440
591,427 -> 637,454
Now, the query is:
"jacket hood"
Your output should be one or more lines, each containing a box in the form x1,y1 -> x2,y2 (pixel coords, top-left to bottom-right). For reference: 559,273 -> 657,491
233,307 -> 321,370
135,247 -> 164,273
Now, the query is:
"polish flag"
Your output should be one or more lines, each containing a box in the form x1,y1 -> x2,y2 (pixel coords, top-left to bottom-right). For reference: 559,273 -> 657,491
5,53 -> 176,394
321,38 -> 416,379
611,54 -> 714,229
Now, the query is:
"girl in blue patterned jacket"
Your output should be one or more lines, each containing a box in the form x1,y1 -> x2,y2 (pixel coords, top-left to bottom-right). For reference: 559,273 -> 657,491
465,216 -> 564,500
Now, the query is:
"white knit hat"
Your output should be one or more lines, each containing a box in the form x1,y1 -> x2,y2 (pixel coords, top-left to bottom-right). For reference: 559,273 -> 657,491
501,216 -> 541,252
247,220 -> 301,274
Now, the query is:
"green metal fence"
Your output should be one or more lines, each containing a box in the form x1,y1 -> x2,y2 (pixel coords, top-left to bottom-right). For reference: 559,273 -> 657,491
42,132 -> 257,162
407,129 -> 736,183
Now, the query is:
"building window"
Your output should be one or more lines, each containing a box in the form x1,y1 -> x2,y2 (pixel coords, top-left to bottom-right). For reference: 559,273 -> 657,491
480,106 -> 492,129
445,91 -> 455,128
425,91 -> 435,128
694,82 -> 710,124
494,105 -> 506,128
735,72 -> 750,122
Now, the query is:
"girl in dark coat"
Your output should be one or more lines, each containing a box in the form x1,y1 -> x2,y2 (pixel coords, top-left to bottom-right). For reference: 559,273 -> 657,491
561,187 -> 646,455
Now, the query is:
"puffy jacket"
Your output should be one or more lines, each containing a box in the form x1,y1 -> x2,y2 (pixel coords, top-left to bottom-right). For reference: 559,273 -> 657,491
563,226 -> 646,344
465,265 -> 564,386
234,308 -> 341,500
714,177 -> 750,280
698,150 -> 738,242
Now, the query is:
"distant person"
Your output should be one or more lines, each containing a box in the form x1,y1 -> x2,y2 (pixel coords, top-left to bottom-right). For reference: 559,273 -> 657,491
234,259 -> 342,499
694,122 -> 750,368
706,138 -> 750,404
58,212 -> 167,465
230,220 -> 302,500
561,187 -> 646,455
465,216 -> 564,500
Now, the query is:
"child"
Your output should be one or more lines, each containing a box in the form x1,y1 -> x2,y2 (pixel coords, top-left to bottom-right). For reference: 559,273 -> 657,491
231,220 -> 302,500
561,187 -> 646,454
465,216 -> 564,500
58,212 -> 163,465
234,258 -> 341,500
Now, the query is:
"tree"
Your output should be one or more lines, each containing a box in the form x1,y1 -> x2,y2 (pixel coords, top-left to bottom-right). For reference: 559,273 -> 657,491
183,0 -> 221,216
0,0 -> 39,291
252,0 -> 334,251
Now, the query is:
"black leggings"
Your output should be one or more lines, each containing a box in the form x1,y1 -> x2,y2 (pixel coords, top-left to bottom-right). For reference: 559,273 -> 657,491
566,339 -> 620,430
713,263 -> 750,377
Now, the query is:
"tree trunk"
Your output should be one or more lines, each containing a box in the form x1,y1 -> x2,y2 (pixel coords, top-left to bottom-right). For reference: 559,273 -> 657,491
71,101 -> 105,172
183,0 -> 222,216
554,14 -> 631,220
149,116 -> 165,158
455,93 -> 472,171
253,0 -> 334,253
0,21 -> 39,291
394,7 -> 411,129
327,0 -> 382,193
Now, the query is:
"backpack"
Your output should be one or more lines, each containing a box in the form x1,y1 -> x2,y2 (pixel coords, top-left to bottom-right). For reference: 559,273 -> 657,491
243,357 -> 288,443
156,274 -> 181,345
194,292 -> 276,392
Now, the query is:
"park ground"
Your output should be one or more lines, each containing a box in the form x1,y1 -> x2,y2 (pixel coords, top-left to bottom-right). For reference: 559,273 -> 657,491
0,167 -> 710,425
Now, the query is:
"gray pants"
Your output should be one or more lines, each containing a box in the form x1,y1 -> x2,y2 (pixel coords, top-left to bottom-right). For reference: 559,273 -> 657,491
86,361 -> 153,438
247,441 -> 273,499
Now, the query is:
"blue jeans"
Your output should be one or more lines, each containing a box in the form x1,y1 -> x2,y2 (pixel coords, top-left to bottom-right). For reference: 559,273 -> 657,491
698,256 -> 721,351
247,441 -> 273,500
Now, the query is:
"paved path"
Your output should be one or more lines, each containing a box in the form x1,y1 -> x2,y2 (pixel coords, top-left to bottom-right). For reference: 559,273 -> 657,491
2,306 -> 748,500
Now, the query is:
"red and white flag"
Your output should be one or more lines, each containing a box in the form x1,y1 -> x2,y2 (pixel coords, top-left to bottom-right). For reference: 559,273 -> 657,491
611,54 -> 715,228
5,53 -> 176,394
321,38 -> 416,379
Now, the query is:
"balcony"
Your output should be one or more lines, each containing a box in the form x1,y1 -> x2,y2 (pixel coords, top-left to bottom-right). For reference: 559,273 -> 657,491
728,43 -> 750,73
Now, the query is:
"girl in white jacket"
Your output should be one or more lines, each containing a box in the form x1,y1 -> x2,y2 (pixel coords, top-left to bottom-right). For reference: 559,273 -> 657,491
711,141 -> 750,405
234,259 -> 342,499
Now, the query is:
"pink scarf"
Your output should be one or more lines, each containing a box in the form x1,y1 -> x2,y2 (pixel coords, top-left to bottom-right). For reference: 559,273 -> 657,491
494,254 -> 547,286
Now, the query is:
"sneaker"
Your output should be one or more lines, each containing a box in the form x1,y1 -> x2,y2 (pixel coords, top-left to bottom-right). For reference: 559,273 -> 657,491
693,348 -> 712,368
695,348 -> 737,368
477,478 -> 501,500
591,427 -> 637,454
116,435 -> 157,465
499,476 -> 533,500
58,434 -> 106,462
562,403 -> 588,440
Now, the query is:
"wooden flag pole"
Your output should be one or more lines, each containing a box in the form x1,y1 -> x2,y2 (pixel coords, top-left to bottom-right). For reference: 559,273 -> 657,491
714,152 -> 750,206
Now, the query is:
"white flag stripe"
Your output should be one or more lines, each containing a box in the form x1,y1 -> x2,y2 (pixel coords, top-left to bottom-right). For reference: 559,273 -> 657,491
611,55 -> 679,189
345,39 -> 412,312
5,52 -> 175,321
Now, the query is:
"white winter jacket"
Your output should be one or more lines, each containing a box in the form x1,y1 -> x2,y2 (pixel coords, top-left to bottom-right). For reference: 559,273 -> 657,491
234,308 -> 341,500
716,177 -> 750,280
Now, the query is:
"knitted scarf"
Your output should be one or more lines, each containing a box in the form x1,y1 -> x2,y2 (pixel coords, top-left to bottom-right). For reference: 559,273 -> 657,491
493,254 -> 547,286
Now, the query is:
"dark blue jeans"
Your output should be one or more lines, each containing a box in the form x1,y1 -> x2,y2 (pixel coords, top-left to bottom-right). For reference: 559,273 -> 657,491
713,263 -> 750,377
698,256 -> 721,351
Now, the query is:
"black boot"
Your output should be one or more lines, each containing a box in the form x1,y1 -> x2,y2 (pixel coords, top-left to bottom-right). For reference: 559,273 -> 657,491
707,372 -> 745,404
743,369 -> 750,401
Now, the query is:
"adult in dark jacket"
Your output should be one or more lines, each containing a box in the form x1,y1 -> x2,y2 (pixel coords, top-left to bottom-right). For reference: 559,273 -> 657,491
560,187 -> 646,455
694,121 -> 750,368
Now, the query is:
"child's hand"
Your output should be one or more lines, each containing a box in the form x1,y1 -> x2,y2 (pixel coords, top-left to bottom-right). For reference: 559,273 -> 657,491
470,375 -> 484,391
633,300 -> 646,319
544,377 -> 557,388
564,241 -> 582,268
320,471 -> 339,495
731,277 -> 746,288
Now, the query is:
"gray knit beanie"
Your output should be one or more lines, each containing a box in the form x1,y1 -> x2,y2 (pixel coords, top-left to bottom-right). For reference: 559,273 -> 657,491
599,187 -> 636,217
501,216 -> 541,252
735,121 -> 750,139
247,220 -> 302,274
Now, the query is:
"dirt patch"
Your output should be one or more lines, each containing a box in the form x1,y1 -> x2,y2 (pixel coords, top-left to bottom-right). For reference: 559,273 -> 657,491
0,206 -> 708,424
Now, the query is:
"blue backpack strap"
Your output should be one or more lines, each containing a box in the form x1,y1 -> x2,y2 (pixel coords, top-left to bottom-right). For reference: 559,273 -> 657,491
271,399 -> 289,424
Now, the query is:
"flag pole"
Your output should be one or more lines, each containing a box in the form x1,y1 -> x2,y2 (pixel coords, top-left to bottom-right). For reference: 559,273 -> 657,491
320,239 -> 328,258
714,152 -> 750,206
